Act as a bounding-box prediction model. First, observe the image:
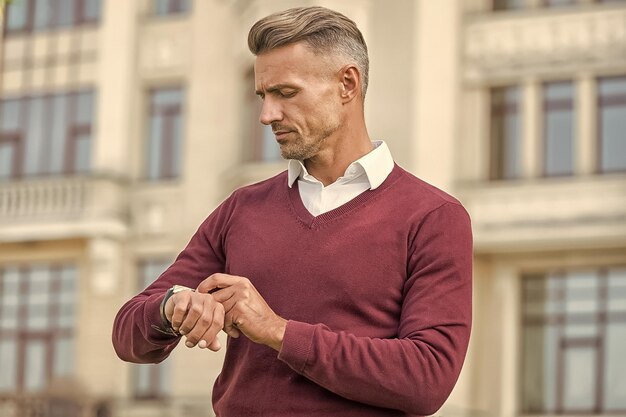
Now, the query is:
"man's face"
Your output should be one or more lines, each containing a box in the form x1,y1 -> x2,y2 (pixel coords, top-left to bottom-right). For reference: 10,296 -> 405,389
254,42 -> 343,161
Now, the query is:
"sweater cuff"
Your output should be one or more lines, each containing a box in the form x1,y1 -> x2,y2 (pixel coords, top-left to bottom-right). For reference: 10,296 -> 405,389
146,292 -> 180,343
277,320 -> 316,373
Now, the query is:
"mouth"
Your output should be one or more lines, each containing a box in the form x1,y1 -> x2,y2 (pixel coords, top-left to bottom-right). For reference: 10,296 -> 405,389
273,130 -> 292,141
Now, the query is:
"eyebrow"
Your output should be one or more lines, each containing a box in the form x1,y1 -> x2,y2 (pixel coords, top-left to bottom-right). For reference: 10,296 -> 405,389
255,84 -> 297,96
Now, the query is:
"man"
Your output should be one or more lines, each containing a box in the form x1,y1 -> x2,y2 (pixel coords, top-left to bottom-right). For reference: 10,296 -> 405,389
113,6 -> 472,417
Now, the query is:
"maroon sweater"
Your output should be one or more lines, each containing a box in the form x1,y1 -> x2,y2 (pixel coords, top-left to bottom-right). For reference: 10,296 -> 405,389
112,165 -> 473,417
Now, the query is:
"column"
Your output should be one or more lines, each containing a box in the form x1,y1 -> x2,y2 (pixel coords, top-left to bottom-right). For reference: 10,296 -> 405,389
522,78 -> 541,178
92,0 -> 138,178
411,0 -> 462,193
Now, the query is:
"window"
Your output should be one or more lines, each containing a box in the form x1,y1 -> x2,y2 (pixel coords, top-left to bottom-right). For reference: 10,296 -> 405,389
522,268 -> 626,414
543,82 -> 574,176
0,91 -> 95,180
490,86 -> 522,180
145,88 -> 185,180
5,0 -> 101,34
153,0 -> 190,15
543,0 -> 577,7
598,76 -> 626,173
493,0 -> 525,11
0,265 -> 77,392
133,260 -> 172,399
244,69 -> 281,163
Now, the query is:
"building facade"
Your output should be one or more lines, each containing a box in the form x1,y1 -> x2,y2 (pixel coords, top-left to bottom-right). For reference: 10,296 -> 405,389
0,0 -> 624,416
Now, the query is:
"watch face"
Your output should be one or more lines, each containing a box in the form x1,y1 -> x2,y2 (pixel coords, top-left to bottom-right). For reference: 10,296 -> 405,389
173,284 -> 193,293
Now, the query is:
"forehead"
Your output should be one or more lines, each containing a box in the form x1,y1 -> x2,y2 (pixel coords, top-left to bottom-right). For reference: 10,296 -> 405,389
254,43 -> 334,88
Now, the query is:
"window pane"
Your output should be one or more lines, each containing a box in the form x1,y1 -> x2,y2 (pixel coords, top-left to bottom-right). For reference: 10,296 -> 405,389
134,365 -> 151,395
544,82 -> 574,176
1,99 -> 21,132
608,268 -> 626,313
84,0 -> 101,21
262,125 -> 281,161
599,77 -> 626,172
27,267 -> 51,330
53,337 -> 74,377
493,0 -> 525,10
154,0 -> 189,15
6,0 -> 28,31
50,95 -> 68,174
140,261 -> 170,289
0,340 -> 17,390
522,325 -> 558,413
57,0 -> 76,27
75,92 -> 94,125
171,114 -> 183,177
146,89 -> 184,180
147,116 -> 163,180
0,142 -> 16,180
604,323 -> 626,409
24,97 -> 45,175
33,0 -> 53,30
491,87 -> 521,180
563,347 -> 597,411
74,133 -> 92,173
1,268 -> 19,330
25,341 -> 47,392
544,0 -> 576,7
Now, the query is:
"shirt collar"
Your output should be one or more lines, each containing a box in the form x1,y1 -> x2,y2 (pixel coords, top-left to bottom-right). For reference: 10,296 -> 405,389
287,140 -> 394,190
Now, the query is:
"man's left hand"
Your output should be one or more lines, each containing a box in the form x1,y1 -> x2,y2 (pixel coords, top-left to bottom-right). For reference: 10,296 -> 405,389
197,273 -> 287,351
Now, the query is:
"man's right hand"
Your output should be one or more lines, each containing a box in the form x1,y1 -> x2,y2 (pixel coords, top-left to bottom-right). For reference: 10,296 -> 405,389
164,290 -> 225,351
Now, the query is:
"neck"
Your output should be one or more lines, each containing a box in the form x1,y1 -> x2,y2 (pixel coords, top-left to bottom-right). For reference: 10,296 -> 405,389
304,121 -> 372,186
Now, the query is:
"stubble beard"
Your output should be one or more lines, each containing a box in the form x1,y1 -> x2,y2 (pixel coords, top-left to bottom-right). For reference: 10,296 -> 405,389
278,122 -> 340,161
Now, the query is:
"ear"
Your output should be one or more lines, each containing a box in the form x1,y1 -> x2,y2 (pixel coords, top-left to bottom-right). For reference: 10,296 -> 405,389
338,64 -> 360,104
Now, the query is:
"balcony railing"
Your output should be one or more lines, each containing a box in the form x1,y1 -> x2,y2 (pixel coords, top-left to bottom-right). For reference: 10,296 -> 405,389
0,175 -> 129,242
459,175 -> 626,252
0,394 -> 111,417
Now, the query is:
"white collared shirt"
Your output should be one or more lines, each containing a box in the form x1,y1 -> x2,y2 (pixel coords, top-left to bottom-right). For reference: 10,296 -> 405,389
287,141 -> 395,216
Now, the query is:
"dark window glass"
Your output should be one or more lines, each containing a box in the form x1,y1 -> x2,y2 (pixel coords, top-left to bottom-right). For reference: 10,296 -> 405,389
5,0 -> 101,34
145,88 -> 184,180
522,268 -> 626,413
493,0 -> 525,11
0,265 -> 77,392
0,91 -> 95,179
133,260 -> 171,399
244,70 -> 281,163
153,0 -> 190,15
490,86 -> 522,180
598,76 -> 626,173
543,82 -> 574,176
543,0 -> 577,7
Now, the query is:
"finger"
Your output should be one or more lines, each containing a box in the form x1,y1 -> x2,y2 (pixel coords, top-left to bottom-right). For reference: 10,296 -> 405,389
186,297 -> 224,348
169,292 -> 192,332
179,296 -> 204,337
197,273 -> 243,294
208,337 -> 222,352
210,286 -> 236,304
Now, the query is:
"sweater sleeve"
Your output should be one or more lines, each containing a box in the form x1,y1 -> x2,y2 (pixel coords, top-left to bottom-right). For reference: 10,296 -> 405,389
111,196 -> 234,364
277,202 -> 473,415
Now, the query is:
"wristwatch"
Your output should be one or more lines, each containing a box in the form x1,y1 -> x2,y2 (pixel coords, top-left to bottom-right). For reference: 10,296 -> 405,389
159,285 -> 194,336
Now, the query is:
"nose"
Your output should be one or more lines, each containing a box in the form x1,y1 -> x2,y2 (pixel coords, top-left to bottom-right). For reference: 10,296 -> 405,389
259,97 -> 282,126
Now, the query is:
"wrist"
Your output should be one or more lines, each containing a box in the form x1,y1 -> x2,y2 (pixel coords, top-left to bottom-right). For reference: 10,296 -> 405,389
159,285 -> 194,336
268,317 -> 288,352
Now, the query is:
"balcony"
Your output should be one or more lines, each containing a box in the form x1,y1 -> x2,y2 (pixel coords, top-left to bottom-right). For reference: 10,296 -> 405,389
0,175 -> 129,243
459,175 -> 626,253
463,4 -> 626,83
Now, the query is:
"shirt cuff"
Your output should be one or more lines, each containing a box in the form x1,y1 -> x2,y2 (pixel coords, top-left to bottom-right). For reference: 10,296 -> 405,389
277,320 -> 316,373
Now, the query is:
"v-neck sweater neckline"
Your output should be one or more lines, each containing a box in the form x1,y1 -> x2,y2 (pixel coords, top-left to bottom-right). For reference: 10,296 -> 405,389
287,164 -> 403,229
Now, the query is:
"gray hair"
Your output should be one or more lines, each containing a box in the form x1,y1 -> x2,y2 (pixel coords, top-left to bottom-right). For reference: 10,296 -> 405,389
248,6 -> 370,98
